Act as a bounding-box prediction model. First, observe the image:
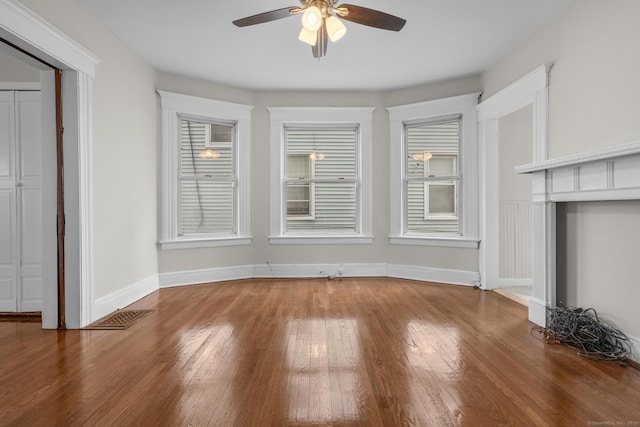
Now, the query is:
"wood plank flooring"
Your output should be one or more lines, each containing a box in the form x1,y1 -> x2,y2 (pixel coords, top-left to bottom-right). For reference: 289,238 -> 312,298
1,277 -> 639,426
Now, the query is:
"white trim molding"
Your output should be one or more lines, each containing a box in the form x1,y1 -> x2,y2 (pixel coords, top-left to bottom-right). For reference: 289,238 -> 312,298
267,107 -> 375,244
157,91 -> 253,249
159,265 -> 254,288
92,274 -> 159,322
0,0 -> 100,77
158,263 -> 479,288
387,264 -> 479,286
1,0 -> 100,328
387,93 -> 481,247
517,141 -> 640,327
629,334 -> 640,364
477,65 -> 551,327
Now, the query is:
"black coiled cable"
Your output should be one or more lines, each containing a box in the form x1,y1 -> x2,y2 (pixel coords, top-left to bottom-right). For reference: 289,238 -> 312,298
532,305 -> 633,362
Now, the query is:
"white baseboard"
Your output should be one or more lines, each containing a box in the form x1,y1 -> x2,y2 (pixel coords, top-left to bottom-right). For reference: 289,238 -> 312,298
253,262 -> 387,278
92,274 -> 159,322
628,334 -> 640,363
387,263 -> 479,286
159,262 -> 477,289
159,265 -> 254,288
528,298 -> 548,327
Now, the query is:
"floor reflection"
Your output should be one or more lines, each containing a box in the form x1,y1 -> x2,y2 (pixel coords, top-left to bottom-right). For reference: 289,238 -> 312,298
176,323 -> 236,424
286,318 -> 361,424
405,320 -> 463,424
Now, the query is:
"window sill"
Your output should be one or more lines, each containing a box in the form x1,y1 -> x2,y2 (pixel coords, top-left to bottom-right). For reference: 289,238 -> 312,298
158,236 -> 252,250
389,235 -> 479,248
269,235 -> 374,245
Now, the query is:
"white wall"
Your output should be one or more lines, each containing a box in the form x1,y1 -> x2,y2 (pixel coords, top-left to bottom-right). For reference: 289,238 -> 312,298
556,201 -> 640,338
155,74 -> 482,275
483,0 -> 640,338
0,50 -> 40,82
19,0 -> 159,300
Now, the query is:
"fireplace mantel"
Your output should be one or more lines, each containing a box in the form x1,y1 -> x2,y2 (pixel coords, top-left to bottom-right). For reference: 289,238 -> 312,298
516,140 -> 640,326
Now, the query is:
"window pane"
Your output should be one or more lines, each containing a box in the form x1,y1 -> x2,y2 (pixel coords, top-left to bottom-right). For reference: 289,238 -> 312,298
181,119 -> 233,178
209,123 -> 233,145
429,184 -> 456,214
406,121 -> 458,178
180,180 -> 234,235
286,182 -> 356,233
287,155 -> 310,179
406,181 -> 459,235
287,184 -> 311,217
427,155 -> 456,177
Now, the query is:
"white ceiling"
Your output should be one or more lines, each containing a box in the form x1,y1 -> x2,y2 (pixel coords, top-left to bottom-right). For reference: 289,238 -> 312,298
76,0 -> 573,91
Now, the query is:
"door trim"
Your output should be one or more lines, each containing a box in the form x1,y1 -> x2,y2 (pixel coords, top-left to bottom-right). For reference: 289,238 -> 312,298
0,0 -> 100,328
477,65 -> 550,292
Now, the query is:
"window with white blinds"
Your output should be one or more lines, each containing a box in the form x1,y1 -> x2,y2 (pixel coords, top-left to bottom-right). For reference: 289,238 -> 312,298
159,91 -> 252,249
179,118 -> 235,236
285,126 -> 358,233
388,93 -> 480,248
405,119 -> 460,234
269,107 -> 374,244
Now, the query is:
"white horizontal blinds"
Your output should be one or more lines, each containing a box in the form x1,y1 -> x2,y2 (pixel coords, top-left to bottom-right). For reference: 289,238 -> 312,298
285,126 -> 358,233
179,118 -> 235,236
405,119 -> 460,234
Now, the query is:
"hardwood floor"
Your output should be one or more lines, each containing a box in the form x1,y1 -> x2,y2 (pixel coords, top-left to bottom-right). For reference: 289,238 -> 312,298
1,278 -> 639,426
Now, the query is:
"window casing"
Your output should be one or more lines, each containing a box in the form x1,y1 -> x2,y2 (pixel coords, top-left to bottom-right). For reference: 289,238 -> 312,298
388,93 -> 480,248
159,91 -> 253,249
269,107 -> 374,244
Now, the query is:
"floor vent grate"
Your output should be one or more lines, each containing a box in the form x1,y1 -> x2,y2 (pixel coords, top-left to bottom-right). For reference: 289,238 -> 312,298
83,310 -> 153,330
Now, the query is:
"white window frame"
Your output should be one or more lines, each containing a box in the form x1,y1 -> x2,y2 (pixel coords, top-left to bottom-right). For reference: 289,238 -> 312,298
286,153 -> 316,221
423,153 -> 458,220
268,107 -> 374,245
158,91 -> 253,249
388,93 -> 480,248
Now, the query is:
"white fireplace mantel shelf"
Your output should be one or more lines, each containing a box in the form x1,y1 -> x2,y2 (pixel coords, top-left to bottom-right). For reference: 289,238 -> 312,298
514,140 -> 640,327
516,140 -> 640,202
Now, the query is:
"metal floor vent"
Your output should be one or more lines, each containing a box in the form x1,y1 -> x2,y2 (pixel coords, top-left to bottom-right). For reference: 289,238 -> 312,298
83,310 -> 153,330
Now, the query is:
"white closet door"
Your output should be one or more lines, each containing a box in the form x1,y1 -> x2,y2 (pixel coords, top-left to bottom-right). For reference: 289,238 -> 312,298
0,91 -> 17,311
0,90 -> 42,312
17,91 -> 42,311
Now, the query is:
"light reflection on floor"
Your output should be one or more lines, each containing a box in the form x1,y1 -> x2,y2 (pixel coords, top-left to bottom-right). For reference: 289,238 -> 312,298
286,318 -> 361,424
177,323 -> 236,424
406,320 -> 463,423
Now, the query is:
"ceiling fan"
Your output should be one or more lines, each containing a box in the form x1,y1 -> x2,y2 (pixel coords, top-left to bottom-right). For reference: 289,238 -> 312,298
232,0 -> 406,59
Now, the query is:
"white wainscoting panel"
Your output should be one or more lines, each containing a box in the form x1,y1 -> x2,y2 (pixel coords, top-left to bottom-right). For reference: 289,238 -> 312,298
499,201 -> 532,280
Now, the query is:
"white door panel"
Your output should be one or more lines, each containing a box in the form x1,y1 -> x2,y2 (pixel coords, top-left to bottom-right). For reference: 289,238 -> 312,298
0,91 -> 13,178
17,91 -> 42,181
0,90 -> 42,312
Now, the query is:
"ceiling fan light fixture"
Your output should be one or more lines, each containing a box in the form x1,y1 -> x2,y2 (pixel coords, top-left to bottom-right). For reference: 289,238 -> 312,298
301,6 -> 322,31
298,27 -> 318,45
326,15 -> 346,42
